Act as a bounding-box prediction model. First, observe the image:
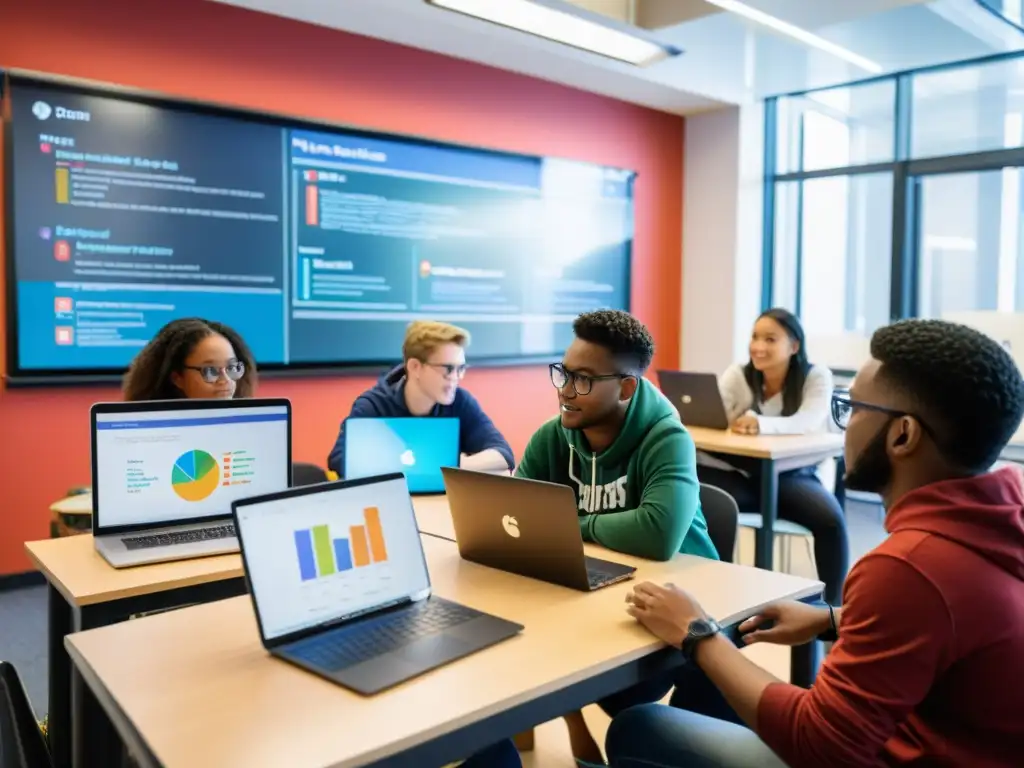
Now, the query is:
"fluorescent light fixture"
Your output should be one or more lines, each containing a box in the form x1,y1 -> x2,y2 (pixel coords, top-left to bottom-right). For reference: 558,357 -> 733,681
704,0 -> 884,74
424,0 -> 679,67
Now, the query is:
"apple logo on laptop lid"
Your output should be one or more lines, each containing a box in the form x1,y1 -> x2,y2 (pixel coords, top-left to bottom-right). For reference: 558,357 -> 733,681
501,515 -> 520,538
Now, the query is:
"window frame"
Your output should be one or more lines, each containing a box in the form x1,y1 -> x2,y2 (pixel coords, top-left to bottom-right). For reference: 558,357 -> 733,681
763,49 -> 1024,374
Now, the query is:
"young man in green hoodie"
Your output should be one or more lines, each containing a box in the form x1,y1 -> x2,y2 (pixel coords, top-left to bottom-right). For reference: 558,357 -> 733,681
516,309 -> 718,764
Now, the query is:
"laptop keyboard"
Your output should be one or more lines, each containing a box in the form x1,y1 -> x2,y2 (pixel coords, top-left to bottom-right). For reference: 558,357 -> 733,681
588,569 -> 621,588
287,599 -> 478,671
585,556 -> 632,589
121,524 -> 236,551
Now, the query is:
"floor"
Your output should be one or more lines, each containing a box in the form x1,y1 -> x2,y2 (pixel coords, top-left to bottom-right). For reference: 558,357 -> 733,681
0,499 -> 886,766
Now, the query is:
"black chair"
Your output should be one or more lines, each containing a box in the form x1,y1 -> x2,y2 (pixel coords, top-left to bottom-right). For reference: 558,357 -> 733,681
292,462 -> 329,487
0,661 -> 51,768
699,483 -> 739,564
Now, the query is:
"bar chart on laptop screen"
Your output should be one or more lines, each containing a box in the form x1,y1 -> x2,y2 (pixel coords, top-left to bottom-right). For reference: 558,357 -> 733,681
236,479 -> 430,640
293,506 -> 389,581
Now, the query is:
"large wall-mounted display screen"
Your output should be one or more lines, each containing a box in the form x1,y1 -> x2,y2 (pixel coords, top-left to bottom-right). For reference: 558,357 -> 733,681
4,76 -> 635,380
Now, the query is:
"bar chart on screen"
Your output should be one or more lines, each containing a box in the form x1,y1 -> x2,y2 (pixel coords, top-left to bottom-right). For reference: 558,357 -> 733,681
293,506 -> 389,582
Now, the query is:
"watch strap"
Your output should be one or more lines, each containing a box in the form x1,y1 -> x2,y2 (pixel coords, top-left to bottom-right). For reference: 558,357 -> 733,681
681,617 -> 721,660
817,604 -> 839,643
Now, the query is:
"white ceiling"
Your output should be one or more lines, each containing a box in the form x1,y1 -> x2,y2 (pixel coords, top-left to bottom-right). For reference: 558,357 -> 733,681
211,0 -> 1024,115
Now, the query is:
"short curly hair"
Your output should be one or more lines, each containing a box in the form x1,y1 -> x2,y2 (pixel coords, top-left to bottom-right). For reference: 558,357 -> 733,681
870,319 -> 1024,472
573,310 -> 655,374
122,318 -> 257,401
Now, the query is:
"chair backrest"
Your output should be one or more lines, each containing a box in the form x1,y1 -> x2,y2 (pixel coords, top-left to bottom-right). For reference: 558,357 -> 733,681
0,661 -> 51,768
292,462 -> 329,487
699,483 -> 739,564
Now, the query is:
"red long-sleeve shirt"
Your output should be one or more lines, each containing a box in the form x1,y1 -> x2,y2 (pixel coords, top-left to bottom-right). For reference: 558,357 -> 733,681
757,467 -> 1024,767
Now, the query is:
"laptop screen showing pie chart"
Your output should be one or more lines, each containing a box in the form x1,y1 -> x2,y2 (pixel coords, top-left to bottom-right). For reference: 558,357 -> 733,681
172,449 -> 221,502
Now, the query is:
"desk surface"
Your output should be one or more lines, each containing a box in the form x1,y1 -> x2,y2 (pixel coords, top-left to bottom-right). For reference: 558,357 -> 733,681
687,426 -> 844,460
66,535 -> 821,768
25,535 -> 242,607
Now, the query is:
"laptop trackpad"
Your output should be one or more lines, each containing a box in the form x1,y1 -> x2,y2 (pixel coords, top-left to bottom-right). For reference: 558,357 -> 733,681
334,634 -> 474,694
397,633 -> 473,663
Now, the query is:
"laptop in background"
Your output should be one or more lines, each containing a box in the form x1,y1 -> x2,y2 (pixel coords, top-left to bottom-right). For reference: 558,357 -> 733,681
91,398 -> 292,568
441,468 -> 636,592
232,473 -> 523,695
657,370 -> 730,430
344,417 -> 459,494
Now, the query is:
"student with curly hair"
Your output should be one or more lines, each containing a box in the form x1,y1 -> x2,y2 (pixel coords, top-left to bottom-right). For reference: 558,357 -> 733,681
122,318 -> 257,401
608,318 -> 1024,768
516,309 -> 718,764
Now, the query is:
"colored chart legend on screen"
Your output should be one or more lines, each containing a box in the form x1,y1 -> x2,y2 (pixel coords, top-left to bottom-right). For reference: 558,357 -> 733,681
221,450 -> 255,487
171,449 -> 220,502
293,506 -> 389,581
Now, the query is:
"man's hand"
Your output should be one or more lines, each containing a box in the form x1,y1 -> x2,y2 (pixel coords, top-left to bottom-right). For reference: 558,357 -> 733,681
626,582 -> 706,647
738,601 -> 831,646
731,414 -> 760,435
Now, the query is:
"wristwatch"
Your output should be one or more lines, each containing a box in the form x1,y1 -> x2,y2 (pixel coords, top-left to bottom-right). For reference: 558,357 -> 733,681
681,617 -> 721,661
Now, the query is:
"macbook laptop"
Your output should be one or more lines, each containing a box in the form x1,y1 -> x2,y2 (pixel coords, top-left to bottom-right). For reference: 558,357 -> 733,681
91,398 -> 292,568
441,468 -> 636,592
231,472 -> 523,695
657,370 -> 730,429
344,417 -> 459,494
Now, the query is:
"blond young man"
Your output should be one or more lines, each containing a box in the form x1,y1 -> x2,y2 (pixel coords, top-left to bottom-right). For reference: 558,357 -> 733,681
328,320 -> 513,475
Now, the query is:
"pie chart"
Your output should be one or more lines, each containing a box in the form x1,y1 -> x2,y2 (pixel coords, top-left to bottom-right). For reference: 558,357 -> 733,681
171,449 -> 220,502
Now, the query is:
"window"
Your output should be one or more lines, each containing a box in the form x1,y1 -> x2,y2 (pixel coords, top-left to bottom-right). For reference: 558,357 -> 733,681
911,56 -> 1024,159
976,0 -> 1023,28
916,169 -> 1024,317
766,51 -> 1024,378
776,80 -> 896,174
772,174 -> 893,371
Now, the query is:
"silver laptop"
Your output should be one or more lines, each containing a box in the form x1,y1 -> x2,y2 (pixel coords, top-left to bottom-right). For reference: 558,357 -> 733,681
91,398 -> 292,568
441,467 -> 636,592
657,370 -> 730,429
232,472 -> 523,694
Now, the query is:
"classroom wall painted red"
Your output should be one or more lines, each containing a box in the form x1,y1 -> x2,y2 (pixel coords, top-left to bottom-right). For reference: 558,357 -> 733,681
0,0 -> 685,575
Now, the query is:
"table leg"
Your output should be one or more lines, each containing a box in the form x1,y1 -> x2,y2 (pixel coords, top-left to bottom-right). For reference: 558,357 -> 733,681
73,606 -> 125,768
48,585 -> 74,768
755,459 -> 778,570
790,641 -> 823,689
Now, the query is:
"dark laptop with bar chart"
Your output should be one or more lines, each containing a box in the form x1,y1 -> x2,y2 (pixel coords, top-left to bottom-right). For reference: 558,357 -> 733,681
231,473 -> 523,694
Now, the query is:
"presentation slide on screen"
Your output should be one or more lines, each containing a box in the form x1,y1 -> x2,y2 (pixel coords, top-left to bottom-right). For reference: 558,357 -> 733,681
93,406 -> 290,528
7,79 -> 633,374
235,477 -> 429,640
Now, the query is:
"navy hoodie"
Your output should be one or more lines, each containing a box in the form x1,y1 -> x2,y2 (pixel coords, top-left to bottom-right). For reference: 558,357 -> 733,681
327,364 -> 514,475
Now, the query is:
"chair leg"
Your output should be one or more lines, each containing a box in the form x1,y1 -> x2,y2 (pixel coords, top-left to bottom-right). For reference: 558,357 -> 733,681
804,537 -> 816,572
513,728 -> 535,751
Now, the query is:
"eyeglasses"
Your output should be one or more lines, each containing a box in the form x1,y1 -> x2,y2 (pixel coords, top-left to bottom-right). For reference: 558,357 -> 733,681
185,361 -> 246,384
549,363 -> 627,396
424,362 -> 468,379
830,392 -> 929,434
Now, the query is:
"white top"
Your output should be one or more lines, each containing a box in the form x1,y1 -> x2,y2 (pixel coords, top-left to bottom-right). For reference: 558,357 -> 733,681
699,363 -> 836,480
719,363 -> 834,435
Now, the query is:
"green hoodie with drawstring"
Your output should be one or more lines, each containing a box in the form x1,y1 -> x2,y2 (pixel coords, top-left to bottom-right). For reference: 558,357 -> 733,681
515,377 -> 719,562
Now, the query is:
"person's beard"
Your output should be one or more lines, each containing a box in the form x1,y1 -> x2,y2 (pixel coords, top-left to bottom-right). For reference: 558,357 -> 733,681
845,421 -> 894,495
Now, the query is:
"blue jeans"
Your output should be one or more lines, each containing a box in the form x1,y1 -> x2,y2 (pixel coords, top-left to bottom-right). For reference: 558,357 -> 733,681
605,704 -> 788,768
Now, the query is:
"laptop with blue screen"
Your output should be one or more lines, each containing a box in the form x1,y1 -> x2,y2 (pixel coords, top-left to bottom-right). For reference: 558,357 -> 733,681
343,417 -> 459,494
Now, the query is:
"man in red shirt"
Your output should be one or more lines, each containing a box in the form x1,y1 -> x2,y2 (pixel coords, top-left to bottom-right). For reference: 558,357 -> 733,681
606,319 -> 1024,767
